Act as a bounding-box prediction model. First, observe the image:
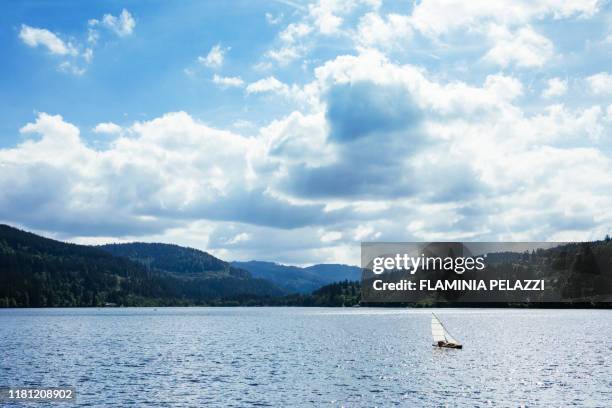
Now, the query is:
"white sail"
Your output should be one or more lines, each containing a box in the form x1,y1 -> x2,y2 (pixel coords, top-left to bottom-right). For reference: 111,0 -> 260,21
431,313 -> 460,345
431,314 -> 446,343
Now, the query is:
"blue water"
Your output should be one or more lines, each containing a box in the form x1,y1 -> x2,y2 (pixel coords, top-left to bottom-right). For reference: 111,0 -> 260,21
0,308 -> 610,407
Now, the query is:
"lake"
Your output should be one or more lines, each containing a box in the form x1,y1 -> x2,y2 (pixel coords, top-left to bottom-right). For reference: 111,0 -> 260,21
1,308 -> 610,407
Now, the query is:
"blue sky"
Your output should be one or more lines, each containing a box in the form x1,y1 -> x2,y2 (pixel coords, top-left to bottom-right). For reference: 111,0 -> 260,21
1,0 -> 612,265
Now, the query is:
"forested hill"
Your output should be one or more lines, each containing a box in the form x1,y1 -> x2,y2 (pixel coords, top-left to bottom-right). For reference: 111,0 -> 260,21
230,261 -> 361,293
100,242 -> 249,279
0,225 -> 281,307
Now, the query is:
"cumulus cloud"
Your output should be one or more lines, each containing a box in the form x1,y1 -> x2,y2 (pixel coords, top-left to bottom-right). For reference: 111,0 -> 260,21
246,76 -> 289,94
265,45 -> 304,66
542,77 -> 568,98
87,9 -> 135,47
265,22 -> 311,66
263,0 -> 380,66
3,59 -> 612,261
93,122 -> 122,135
7,2 -> 612,263
19,25 -> 77,56
262,111 -> 333,165
587,72 -> 612,95
266,49 -> 612,248
484,25 -> 554,68
0,111 -> 353,238
409,0 -> 601,37
6,51 -> 604,253
279,22 -> 312,43
263,21 -> 313,65
356,12 -> 411,49
307,0 -> 344,34
313,49 -> 523,115
199,44 -> 227,68
483,74 -> 524,100
20,9 -> 135,75
212,74 -> 244,88
405,1 -> 600,71
100,9 -> 136,37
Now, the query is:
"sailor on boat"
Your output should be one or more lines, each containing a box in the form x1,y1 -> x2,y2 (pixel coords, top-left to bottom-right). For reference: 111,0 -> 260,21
431,313 -> 463,349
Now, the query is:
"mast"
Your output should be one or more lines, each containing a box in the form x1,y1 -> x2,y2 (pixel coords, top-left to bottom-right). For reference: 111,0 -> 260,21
431,313 -> 460,345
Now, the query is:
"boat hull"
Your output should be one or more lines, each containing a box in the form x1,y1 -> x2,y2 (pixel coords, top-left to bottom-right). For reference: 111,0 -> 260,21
433,343 -> 463,349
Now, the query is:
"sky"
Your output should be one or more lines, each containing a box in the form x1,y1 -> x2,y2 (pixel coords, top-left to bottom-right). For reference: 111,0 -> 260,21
1,0 -> 611,265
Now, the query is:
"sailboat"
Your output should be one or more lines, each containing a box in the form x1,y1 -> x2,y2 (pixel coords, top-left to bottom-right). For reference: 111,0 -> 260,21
431,313 -> 463,349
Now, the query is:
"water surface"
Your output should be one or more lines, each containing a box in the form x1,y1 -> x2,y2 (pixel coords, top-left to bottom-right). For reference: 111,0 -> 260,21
1,308 -> 610,406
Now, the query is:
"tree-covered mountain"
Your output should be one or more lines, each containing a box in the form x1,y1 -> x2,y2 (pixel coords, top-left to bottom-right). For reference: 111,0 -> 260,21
100,242 -> 249,279
101,244 -> 361,294
230,260 -> 361,293
2,223 -> 611,308
0,225 -> 281,307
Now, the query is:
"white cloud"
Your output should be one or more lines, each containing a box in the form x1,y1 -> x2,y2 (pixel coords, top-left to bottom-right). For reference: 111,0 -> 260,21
261,111 -> 333,165
352,225 -> 376,241
0,111 -> 356,247
264,22 -> 312,66
263,0 -> 381,66
484,74 -> 524,100
8,7 -> 612,262
101,9 -> 135,37
4,48 -> 612,261
226,232 -> 251,244
312,49 -> 523,115
292,0 -> 382,38
586,72 -> 612,95
212,74 -> 244,88
484,25 -> 554,68
409,0 -> 601,37
308,0 -> 344,35
93,122 -> 122,135
356,12 -> 412,49
15,113 -> 91,163
279,22 -> 313,43
271,50 -> 612,244
265,45 -> 304,66
542,77 -> 568,98
19,25 -> 77,56
320,230 -> 342,242
0,112 -> 256,235
20,9 -> 135,75
246,76 -> 290,95
405,1 -> 599,71
523,104 -> 606,143
199,44 -> 227,68
19,25 -> 85,75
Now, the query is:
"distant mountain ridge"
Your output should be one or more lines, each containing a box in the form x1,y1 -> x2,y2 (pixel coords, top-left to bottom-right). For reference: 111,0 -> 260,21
231,260 -> 361,293
102,243 -> 362,294
0,224 -> 363,308
100,242 -> 249,279
0,225 -> 281,307
2,224 -> 612,308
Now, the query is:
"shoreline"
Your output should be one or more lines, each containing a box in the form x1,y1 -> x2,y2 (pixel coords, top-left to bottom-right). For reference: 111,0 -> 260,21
2,303 -> 611,310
